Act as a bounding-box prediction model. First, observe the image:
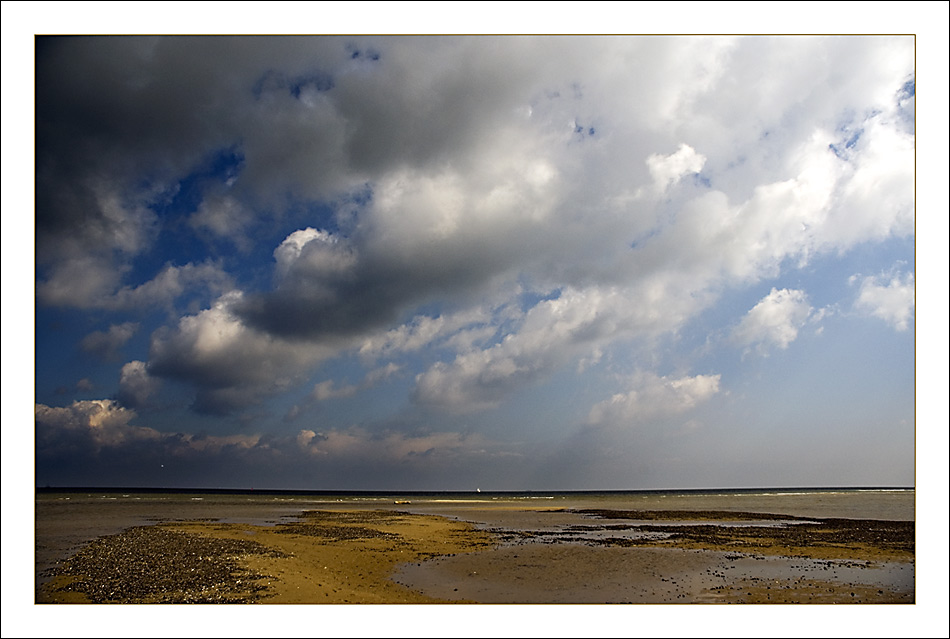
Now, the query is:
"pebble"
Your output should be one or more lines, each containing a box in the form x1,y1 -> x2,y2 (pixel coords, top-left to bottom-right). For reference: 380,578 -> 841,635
42,525 -> 286,603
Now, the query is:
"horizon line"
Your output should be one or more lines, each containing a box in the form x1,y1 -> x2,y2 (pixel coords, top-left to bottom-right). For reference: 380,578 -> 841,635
35,485 -> 916,495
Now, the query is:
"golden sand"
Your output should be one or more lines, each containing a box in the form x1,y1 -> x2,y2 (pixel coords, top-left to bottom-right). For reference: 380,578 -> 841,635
39,510 -> 493,604
38,507 -> 914,604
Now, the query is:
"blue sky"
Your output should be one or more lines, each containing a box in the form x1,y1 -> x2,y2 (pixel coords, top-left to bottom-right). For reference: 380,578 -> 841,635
7,26 -> 944,492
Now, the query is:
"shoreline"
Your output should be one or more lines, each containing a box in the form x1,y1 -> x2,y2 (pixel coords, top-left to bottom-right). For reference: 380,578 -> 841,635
37,507 -> 914,604
39,510 -> 494,604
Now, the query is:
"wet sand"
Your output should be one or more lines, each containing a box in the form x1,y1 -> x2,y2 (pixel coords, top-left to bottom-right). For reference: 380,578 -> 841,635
36,505 -> 914,605
38,510 -> 493,604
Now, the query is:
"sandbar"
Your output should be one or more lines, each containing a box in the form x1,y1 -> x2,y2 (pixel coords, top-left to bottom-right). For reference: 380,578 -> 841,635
37,507 -> 914,604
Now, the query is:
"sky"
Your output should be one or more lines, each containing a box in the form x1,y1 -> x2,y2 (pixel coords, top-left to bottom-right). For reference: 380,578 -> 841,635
3,5 -> 949,637
25,33 -> 924,491
4,8 -> 946,495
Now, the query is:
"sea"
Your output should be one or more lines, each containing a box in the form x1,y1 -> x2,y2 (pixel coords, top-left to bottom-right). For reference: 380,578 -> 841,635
34,486 -> 914,597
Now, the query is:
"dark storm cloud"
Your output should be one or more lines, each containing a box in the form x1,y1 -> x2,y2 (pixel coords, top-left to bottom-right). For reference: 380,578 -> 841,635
35,36 -> 352,311
233,229 -> 516,340
35,36 -> 240,312
35,36 -> 554,317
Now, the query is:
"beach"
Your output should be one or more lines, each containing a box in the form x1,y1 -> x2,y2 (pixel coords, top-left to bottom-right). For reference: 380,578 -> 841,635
35,490 -> 914,605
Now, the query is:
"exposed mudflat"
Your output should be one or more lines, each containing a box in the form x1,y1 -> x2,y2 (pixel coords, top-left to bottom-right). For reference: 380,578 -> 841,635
37,507 -> 914,605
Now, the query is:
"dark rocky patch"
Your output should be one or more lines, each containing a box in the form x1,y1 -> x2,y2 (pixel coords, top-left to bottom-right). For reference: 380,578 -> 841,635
272,510 -> 404,541
575,508 -> 799,521
569,509 -> 914,556
40,525 -> 287,603
274,523 -> 401,541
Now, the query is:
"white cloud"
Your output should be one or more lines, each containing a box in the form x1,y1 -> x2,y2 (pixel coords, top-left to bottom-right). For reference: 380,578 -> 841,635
35,400 -> 160,450
189,193 -> 254,248
311,362 -> 403,403
364,362 -> 402,385
412,283 -> 704,412
35,36 -> 916,427
117,360 -> 161,408
295,426 -> 496,467
80,322 -> 139,361
147,291 -> 342,413
310,379 -> 358,402
646,143 -> 706,192
854,271 -> 915,331
27,400 -> 447,467
36,256 -> 127,309
358,307 -> 492,359
286,362 -> 404,421
172,432 -> 263,454
273,227 -> 356,282
587,372 -> 722,426
35,400 -> 263,460
36,178 -> 159,308
38,259 -> 231,312
732,288 -> 813,355
821,115 -> 916,249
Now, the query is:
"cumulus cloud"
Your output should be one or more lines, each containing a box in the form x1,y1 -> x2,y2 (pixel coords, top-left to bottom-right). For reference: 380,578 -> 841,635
32,396 -> 515,486
80,322 -> 139,361
272,227 -> 357,282
35,176 -> 159,309
233,148 -> 569,342
364,362 -> 402,385
147,291 -> 342,414
38,259 -> 232,313
294,426 -> 498,468
587,372 -> 722,426
646,143 -> 706,192
411,283 -> 704,412
358,307 -> 493,360
34,397 -> 495,472
41,36 -> 914,317
35,400 -> 161,453
35,37 -> 345,314
285,362 -> 404,421
34,34 -> 916,472
310,379 -> 359,402
189,193 -> 255,249
820,115 -> 916,249
732,288 -> 814,355
35,400 -> 263,473
853,270 -> 915,331
116,360 -> 162,409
